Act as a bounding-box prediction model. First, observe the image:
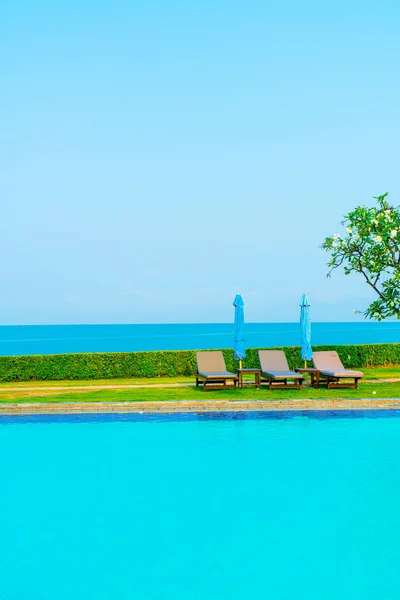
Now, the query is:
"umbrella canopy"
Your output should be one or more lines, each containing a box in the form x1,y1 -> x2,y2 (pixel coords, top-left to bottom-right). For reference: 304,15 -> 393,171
300,293 -> 313,362
233,294 -> 246,361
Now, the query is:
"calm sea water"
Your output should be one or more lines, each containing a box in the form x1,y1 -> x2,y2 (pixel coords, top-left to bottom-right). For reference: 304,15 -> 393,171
0,321 -> 399,355
1,411 -> 400,599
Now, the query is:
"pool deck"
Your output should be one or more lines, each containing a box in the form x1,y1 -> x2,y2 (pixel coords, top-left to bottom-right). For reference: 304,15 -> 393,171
1,398 -> 400,415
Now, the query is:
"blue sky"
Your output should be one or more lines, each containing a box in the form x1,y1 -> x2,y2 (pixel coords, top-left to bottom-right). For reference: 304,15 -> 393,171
1,0 -> 399,324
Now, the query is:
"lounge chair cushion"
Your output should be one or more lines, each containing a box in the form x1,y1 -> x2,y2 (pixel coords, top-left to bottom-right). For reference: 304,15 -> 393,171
258,350 -> 290,372
261,370 -> 302,380
258,351 -> 301,380
313,351 -> 364,378
319,369 -> 364,378
196,351 -> 227,374
198,371 -> 237,379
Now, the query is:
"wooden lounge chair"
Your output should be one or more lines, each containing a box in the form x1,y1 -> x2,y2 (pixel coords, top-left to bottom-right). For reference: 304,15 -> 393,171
312,351 -> 363,389
196,351 -> 238,391
258,350 -> 303,390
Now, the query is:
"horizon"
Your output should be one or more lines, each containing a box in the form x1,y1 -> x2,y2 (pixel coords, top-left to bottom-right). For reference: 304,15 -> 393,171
0,319 -> 398,327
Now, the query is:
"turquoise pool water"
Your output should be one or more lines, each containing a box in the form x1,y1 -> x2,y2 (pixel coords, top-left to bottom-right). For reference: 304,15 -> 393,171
1,411 -> 400,599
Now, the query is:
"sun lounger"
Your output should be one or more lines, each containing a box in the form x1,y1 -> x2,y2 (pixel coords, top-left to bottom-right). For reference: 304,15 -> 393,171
196,351 -> 238,391
258,350 -> 303,390
312,351 -> 363,389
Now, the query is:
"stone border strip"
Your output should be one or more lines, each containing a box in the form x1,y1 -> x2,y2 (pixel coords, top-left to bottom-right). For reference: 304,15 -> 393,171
1,398 -> 400,415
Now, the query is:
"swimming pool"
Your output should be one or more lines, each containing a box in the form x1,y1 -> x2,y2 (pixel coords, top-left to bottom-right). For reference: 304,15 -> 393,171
1,411 -> 400,599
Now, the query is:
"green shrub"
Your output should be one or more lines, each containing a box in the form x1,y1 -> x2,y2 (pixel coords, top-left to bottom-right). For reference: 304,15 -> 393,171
0,343 -> 399,382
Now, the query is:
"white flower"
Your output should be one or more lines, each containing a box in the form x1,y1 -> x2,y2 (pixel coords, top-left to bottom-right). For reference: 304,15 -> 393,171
352,309 -> 357,314
372,219 -> 379,225
333,233 -> 341,239
346,227 -> 352,234
391,230 -> 398,238
372,391 -> 376,395
375,235 -> 382,243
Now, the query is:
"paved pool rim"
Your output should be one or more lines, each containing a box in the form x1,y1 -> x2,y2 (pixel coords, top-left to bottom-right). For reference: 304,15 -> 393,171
1,398 -> 400,416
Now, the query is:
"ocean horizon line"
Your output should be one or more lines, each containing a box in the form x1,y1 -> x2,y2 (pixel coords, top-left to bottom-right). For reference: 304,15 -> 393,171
0,319 -> 397,328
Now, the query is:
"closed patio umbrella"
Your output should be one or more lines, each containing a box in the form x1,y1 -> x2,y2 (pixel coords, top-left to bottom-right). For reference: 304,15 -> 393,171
233,294 -> 246,369
300,293 -> 313,367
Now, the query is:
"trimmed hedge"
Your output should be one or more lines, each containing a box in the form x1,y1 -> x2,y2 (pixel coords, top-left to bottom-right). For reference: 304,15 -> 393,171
0,343 -> 399,382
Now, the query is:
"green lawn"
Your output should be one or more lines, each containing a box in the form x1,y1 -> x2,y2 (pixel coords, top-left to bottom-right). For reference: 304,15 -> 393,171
362,367 -> 400,379
1,381 -> 400,403
0,365 -> 399,403
0,365 -> 398,390
0,375 -> 193,388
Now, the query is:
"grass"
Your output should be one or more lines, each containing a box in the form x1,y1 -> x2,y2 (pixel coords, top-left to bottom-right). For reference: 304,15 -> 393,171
0,366 -> 398,390
1,381 -> 400,403
0,365 -> 399,403
0,376 -> 193,388
362,367 -> 400,379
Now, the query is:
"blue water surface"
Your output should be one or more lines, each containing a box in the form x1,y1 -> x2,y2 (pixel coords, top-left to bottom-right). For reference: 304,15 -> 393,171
1,411 -> 400,599
0,321 -> 399,355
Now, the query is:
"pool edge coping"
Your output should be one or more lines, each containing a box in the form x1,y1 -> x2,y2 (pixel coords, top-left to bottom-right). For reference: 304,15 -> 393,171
2,398 -> 400,415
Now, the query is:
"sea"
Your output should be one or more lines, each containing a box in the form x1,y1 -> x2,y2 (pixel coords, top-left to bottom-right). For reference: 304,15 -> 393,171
0,322 -> 398,356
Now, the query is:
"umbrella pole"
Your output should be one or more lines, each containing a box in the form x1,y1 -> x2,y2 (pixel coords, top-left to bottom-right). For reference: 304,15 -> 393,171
304,360 -> 307,369
239,360 -> 243,370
